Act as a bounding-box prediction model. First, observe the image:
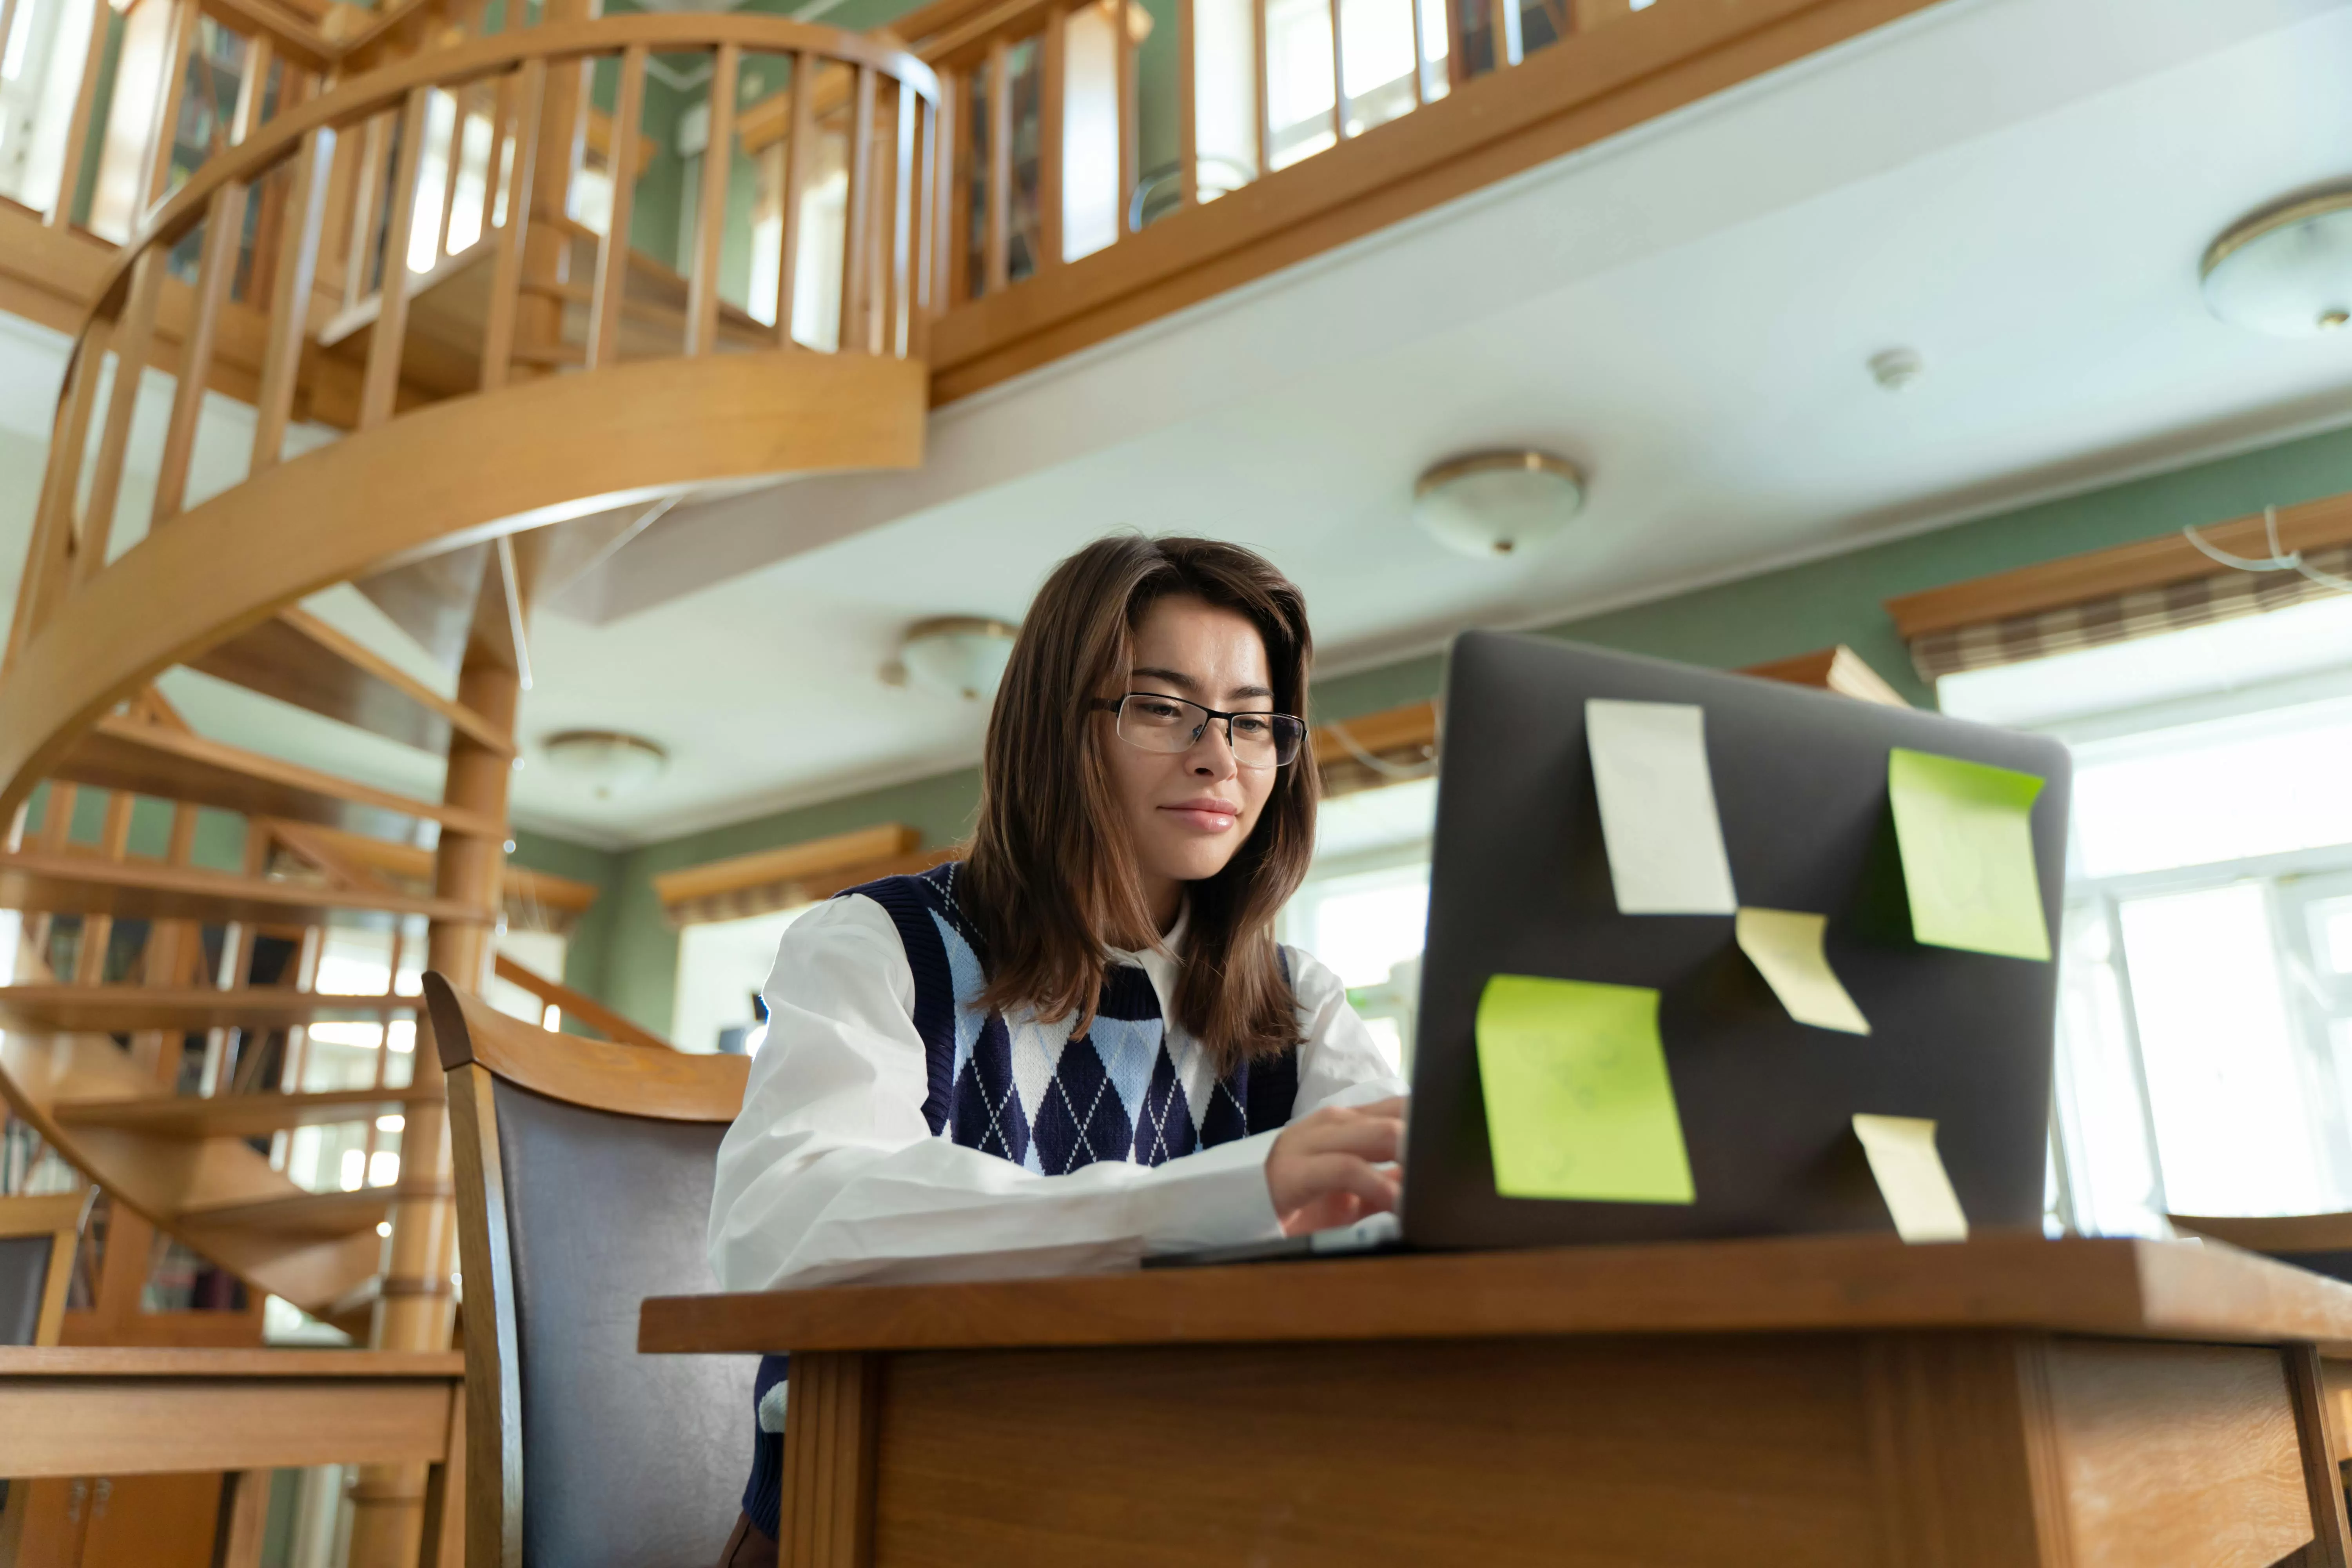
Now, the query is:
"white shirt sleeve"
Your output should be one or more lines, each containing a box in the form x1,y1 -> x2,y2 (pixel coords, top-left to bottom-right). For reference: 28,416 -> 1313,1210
1285,944 -> 1412,1115
711,895 -> 1311,1291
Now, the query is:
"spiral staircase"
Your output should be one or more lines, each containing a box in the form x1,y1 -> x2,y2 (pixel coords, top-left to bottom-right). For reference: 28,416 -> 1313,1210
0,3 -> 936,1557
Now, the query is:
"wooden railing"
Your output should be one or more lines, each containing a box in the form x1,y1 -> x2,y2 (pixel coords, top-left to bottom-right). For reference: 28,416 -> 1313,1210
9,13 -> 938,675
491,951 -> 673,1050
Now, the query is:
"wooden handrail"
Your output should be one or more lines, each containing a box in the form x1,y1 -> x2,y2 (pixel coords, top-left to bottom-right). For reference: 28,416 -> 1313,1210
491,952 -> 673,1051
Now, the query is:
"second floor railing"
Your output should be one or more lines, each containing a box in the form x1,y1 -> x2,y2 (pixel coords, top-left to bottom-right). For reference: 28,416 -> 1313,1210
11,13 -> 940,679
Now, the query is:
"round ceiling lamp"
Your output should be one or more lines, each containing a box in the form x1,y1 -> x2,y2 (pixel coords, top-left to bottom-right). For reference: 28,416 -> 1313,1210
540,730 -> 668,800
1413,450 -> 1586,560
889,616 -> 1020,702
2202,190 -> 2352,338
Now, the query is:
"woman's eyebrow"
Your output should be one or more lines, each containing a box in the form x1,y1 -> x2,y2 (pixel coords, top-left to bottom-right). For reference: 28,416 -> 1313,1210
1131,665 -> 1200,691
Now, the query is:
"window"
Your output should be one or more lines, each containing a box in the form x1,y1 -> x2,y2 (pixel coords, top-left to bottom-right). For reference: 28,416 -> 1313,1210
1942,591 -> 2352,1231
673,905 -> 811,1055
1280,777 -> 1437,1073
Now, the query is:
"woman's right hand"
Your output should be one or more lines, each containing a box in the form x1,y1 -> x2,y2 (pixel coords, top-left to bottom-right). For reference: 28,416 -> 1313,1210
1265,1096 -> 1406,1238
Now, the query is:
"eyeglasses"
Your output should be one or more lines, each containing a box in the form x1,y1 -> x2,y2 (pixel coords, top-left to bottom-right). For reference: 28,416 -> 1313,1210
1093,693 -> 1308,769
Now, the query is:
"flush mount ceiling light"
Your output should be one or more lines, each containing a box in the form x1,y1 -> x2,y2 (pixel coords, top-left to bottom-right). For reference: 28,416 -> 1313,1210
2202,190 -> 2352,338
885,616 -> 1020,702
1413,450 -> 1586,560
540,730 -> 668,800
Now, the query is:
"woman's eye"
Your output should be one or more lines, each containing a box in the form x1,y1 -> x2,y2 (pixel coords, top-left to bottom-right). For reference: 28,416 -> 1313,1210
1232,716 -> 1271,738
1132,699 -> 1186,721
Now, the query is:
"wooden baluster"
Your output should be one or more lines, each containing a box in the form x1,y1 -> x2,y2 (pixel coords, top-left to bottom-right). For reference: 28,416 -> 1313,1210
864,79 -> 895,354
585,44 -> 646,369
47,0 -> 111,228
941,69 -> 967,307
1039,8 -> 1065,267
77,250 -> 167,582
686,43 -> 740,357
141,0 -> 199,214
982,43 -> 1007,294
8,336 -> 105,671
241,67 -> 310,309
912,94 -> 938,360
231,35 -> 272,144
150,180 -> 248,524
342,112 -> 390,312
1177,0 -> 1198,207
890,81 -> 916,358
1116,0 -> 1136,231
1329,0 -> 1347,142
1251,0 -> 1270,176
1488,0 -> 1520,68
429,91 -> 460,264
480,58 -> 544,391
479,73 -> 513,244
838,63 -> 875,352
359,86 -> 433,429
251,128 -> 336,475
774,49 -> 816,347
153,24 -> 268,515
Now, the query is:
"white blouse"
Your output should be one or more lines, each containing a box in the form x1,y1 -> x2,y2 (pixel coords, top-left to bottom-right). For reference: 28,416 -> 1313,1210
706,892 -> 1407,1292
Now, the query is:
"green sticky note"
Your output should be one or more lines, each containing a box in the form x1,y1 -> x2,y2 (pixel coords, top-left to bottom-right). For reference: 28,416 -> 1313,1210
1474,974 -> 1695,1204
1887,749 -> 2051,962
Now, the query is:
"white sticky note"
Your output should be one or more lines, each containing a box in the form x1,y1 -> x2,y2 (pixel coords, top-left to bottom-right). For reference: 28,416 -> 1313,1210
1852,1114 -> 1969,1244
1586,699 -> 1737,916
1737,908 -> 1870,1035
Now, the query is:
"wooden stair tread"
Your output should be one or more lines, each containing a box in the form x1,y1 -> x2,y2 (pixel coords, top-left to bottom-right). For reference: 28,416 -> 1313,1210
0,849 -> 494,927
54,1087 -> 442,1138
54,715 -> 500,838
178,1183 -> 451,1236
187,609 -> 514,760
0,984 -> 421,1033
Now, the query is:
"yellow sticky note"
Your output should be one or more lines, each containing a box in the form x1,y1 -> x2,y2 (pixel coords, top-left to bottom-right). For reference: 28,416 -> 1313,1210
1852,1113 -> 1969,1243
1475,974 -> 1695,1204
1736,907 -> 1869,1035
1887,749 -> 2051,962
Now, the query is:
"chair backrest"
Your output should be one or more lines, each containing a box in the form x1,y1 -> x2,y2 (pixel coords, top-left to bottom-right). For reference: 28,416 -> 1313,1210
0,1192 -> 88,1347
427,973 -> 755,1568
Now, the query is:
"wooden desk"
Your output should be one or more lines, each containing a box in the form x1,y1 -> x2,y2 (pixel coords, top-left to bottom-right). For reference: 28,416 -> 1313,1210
0,1348 -> 465,1566
642,1233 -> 2352,1568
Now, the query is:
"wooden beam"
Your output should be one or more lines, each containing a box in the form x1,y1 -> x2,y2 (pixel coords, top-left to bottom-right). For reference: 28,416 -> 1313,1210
652,823 -> 922,909
1884,490 -> 2352,642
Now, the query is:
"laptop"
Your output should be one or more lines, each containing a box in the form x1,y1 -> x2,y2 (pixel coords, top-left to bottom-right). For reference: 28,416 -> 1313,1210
1149,631 -> 2070,1267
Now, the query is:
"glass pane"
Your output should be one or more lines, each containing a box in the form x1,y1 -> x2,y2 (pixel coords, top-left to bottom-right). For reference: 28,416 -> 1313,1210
2120,882 -> 2327,1215
2317,900 -> 2352,973
1005,36 -> 1041,280
1264,0 -> 1336,170
2072,699 -> 2352,879
1337,0 -> 1418,135
1063,6 -> 1122,259
2049,903 -> 2161,1235
1191,0 -> 1258,196
1305,869 -> 1429,987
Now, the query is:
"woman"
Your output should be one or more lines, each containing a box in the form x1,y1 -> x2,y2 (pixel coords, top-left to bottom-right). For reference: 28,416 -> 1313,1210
708,534 -> 1408,1562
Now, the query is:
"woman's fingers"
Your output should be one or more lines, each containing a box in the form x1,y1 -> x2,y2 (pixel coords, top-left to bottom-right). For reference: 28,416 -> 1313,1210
1292,1113 -> 1404,1165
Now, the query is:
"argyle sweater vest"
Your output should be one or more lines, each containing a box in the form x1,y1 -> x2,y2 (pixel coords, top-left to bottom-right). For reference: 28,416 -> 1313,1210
740,863 -> 1300,1536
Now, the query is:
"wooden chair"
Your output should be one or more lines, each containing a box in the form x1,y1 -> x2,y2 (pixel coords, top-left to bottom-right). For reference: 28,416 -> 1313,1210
0,1191 -> 91,1348
427,972 -> 757,1568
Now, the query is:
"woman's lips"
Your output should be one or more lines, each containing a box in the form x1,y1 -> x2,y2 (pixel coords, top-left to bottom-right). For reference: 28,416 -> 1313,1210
1160,801 -> 1240,832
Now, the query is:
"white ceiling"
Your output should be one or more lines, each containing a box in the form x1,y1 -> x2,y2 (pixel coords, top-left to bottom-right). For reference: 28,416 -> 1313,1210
7,0 -> 2352,849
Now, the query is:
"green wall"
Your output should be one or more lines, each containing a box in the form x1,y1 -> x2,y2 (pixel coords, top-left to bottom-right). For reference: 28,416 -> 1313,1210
567,419 -> 2352,1034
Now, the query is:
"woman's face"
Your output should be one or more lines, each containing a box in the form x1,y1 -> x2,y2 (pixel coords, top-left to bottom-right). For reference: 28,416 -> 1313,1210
1103,593 -> 1283,927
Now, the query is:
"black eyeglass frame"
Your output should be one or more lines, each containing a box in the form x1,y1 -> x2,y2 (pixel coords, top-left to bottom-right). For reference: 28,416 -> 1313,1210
1089,693 -> 1308,769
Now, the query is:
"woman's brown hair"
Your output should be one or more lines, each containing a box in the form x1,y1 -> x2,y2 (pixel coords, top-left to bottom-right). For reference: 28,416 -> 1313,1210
962,534 -> 1319,1072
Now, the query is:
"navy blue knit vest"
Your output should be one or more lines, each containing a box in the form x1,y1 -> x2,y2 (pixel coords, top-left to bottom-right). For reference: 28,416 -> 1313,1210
739,863 -> 1299,1536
